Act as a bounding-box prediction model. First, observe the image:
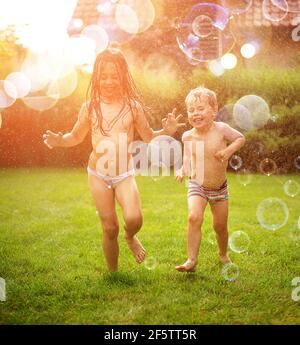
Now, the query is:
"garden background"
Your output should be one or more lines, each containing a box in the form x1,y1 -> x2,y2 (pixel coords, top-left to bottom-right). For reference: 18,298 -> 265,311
0,0 -> 299,325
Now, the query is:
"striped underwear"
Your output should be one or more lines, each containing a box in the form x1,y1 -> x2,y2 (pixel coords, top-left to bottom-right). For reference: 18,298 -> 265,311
188,179 -> 228,204
87,167 -> 135,189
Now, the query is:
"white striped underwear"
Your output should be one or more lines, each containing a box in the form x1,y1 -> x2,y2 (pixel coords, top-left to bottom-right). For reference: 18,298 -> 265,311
87,167 -> 135,189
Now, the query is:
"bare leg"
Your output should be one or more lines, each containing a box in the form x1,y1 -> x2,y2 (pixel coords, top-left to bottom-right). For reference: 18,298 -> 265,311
176,196 -> 207,272
115,176 -> 146,264
210,200 -> 231,264
88,174 -> 119,272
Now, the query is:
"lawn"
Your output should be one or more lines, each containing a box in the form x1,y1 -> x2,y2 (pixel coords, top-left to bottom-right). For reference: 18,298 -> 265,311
0,168 -> 299,324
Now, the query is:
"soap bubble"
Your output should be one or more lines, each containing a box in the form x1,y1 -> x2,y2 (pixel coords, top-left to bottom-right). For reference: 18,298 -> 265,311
229,231 -> 250,253
144,256 -> 158,270
259,158 -> 277,176
229,155 -> 243,171
257,197 -> 289,231
233,95 -> 270,131
147,135 -> 182,169
237,168 -> 253,186
293,156 -> 300,170
207,232 -> 216,245
0,80 -> 17,108
221,0 -> 253,15
221,263 -> 240,282
283,180 -> 300,198
262,0 -> 288,22
176,3 -> 235,62
288,225 -> 300,242
192,15 -> 214,38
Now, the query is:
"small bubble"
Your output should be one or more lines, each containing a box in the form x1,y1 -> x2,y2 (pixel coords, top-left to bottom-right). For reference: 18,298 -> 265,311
229,231 -> 250,253
229,155 -> 243,171
206,232 -> 216,245
221,263 -> 240,282
294,156 -> 300,170
144,256 -> 158,270
237,168 -> 253,186
288,225 -> 300,242
284,180 -> 300,198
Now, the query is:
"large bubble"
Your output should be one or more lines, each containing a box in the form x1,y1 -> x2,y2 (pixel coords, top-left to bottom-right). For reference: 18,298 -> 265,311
147,135 -> 182,169
5,72 -> 31,98
0,80 -> 17,108
282,0 -> 300,12
229,231 -> 250,253
233,95 -> 270,131
81,25 -> 109,54
221,0 -> 253,15
176,3 -> 235,62
117,0 -> 155,34
262,0 -> 288,22
221,263 -> 240,282
283,180 -> 300,197
257,197 -> 289,231
259,158 -> 278,176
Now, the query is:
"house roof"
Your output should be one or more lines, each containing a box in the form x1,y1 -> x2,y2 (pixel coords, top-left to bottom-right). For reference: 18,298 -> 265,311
71,0 -> 300,29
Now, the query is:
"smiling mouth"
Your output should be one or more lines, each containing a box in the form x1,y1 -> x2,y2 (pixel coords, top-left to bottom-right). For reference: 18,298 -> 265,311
193,118 -> 203,124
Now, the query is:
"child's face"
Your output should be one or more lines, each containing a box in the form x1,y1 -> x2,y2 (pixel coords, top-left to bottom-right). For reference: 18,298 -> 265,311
100,62 -> 123,99
186,95 -> 217,129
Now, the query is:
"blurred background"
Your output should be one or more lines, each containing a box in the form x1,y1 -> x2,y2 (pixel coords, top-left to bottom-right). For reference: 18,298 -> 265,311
0,0 -> 299,173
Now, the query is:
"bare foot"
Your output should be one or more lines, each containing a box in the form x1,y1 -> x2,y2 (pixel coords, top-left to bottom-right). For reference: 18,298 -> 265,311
175,259 -> 197,272
219,254 -> 231,264
125,234 -> 146,264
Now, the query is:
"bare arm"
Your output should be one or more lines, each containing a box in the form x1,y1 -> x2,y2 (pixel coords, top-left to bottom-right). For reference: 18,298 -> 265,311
43,103 -> 90,149
176,131 -> 192,181
215,123 -> 246,161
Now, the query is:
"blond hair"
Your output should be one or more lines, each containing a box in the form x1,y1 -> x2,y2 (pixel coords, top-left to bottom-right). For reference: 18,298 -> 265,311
185,86 -> 217,110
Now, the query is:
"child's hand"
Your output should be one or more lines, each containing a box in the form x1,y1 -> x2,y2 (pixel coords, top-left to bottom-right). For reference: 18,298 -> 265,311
162,108 -> 186,135
214,149 -> 231,163
175,168 -> 184,182
43,130 -> 63,149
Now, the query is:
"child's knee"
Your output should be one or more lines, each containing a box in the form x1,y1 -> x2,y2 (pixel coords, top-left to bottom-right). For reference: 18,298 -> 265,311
102,224 -> 119,240
213,221 -> 227,234
188,212 -> 203,226
125,213 -> 143,232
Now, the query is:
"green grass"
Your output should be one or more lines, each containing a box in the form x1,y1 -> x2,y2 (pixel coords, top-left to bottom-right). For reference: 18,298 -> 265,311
0,168 -> 299,325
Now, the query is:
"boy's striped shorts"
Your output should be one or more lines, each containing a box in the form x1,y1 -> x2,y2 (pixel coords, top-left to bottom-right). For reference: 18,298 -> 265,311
187,179 -> 229,204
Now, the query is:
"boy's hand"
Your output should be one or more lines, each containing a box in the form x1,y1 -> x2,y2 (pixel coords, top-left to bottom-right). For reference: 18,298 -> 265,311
214,149 -> 231,162
43,130 -> 63,149
162,108 -> 186,135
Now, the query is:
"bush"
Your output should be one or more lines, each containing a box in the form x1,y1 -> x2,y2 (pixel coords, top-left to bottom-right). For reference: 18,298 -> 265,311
0,65 -> 299,172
